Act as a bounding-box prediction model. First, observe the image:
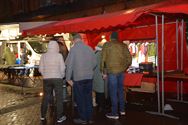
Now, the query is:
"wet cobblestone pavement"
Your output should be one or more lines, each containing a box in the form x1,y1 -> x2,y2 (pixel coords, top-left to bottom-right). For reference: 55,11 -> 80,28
0,83 -> 188,125
0,83 -> 41,125
0,103 -> 40,125
0,90 -> 25,109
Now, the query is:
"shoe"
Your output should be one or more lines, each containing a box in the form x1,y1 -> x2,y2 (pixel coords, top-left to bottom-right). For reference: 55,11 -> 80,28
40,117 -> 45,121
120,111 -> 126,115
105,113 -> 119,119
88,120 -> 94,124
57,115 -> 66,123
73,118 -> 87,124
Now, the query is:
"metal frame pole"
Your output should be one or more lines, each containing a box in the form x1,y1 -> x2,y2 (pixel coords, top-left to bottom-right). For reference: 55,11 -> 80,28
180,19 -> 184,101
155,15 -> 161,113
176,20 -> 180,100
161,15 -> 165,114
146,14 -> 179,119
146,15 -> 162,116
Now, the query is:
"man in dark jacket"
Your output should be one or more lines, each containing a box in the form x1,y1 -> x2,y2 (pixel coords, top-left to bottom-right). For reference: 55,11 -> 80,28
101,32 -> 132,119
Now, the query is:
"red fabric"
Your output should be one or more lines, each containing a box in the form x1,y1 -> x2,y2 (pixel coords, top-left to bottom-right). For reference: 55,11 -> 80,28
23,0 -> 183,35
23,0 -> 188,35
22,21 -> 59,36
23,10 -> 144,35
142,77 -> 157,84
87,23 -> 188,71
87,23 -> 188,93
124,73 -> 143,87
152,2 -> 188,15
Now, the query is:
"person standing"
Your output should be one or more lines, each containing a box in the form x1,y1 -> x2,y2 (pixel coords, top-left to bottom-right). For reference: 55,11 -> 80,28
65,33 -> 97,124
101,32 -> 132,119
39,40 -> 66,123
57,36 -> 69,61
93,43 -> 105,112
56,36 -> 69,102
3,44 -> 16,65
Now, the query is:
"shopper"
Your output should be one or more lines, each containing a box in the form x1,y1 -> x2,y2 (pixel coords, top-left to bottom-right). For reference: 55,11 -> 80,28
39,40 -> 66,123
3,44 -> 16,65
56,36 -> 69,61
65,33 -> 97,124
101,31 -> 132,119
93,43 -> 105,112
56,36 -> 69,102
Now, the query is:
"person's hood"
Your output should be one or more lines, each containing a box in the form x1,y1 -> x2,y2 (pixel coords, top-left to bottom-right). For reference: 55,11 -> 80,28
47,40 -> 59,53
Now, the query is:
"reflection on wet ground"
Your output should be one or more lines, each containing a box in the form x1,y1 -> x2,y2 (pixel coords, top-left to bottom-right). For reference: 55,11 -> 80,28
0,85 -> 188,125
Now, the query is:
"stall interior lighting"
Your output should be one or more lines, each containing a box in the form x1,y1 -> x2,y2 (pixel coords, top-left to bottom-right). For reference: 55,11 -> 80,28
39,92 -> 43,96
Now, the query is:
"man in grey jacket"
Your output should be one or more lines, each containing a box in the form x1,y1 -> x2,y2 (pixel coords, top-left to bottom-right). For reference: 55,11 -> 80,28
65,33 -> 97,124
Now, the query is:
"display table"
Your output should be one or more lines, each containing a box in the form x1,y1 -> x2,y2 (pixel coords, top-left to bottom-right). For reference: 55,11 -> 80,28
124,73 -> 143,86
1,65 -> 41,94
124,73 -> 157,93
164,70 -> 188,81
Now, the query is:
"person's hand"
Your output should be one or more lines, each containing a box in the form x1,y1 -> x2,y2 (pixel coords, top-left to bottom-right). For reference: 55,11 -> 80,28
67,80 -> 73,86
102,73 -> 107,79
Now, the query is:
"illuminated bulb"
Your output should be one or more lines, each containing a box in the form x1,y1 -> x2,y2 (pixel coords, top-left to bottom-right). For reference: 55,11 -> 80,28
42,37 -> 45,41
101,35 -> 105,39
39,92 -> 43,96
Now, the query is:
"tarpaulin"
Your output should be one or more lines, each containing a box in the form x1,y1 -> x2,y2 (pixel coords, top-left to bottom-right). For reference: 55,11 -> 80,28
23,0 -> 188,35
152,0 -> 188,15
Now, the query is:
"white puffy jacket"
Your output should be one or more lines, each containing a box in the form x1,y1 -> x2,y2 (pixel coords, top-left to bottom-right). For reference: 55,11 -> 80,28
39,40 -> 65,79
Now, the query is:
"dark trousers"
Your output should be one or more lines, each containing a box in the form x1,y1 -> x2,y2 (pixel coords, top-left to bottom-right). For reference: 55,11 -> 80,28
74,79 -> 93,121
41,78 -> 64,119
96,92 -> 105,110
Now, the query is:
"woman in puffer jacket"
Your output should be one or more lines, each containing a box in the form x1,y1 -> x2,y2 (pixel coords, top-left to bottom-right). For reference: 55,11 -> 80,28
39,40 -> 66,123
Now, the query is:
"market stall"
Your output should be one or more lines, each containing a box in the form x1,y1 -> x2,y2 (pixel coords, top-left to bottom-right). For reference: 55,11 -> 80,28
22,0 -> 188,119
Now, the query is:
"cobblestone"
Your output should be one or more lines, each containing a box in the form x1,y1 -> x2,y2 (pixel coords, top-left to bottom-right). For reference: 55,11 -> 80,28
0,90 -> 25,110
0,83 -> 42,125
0,104 -> 40,125
0,83 -> 188,125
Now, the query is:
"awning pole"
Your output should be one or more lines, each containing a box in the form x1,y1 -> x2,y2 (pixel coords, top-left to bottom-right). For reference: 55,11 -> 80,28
161,14 -> 165,114
155,15 -> 161,113
176,19 -> 180,100
161,15 -> 179,119
180,19 -> 184,101
146,14 -> 179,119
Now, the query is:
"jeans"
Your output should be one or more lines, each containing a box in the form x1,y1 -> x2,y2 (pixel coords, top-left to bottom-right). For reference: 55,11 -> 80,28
74,79 -> 93,121
41,79 -> 64,119
108,72 -> 125,115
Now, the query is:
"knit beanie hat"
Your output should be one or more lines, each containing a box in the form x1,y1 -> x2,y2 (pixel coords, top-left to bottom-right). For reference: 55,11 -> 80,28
73,33 -> 82,40
110,31 -> 118,41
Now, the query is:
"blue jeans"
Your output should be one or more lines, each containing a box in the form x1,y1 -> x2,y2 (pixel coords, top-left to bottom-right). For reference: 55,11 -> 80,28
108,72 -> 125,115
74,79 -> 93,121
